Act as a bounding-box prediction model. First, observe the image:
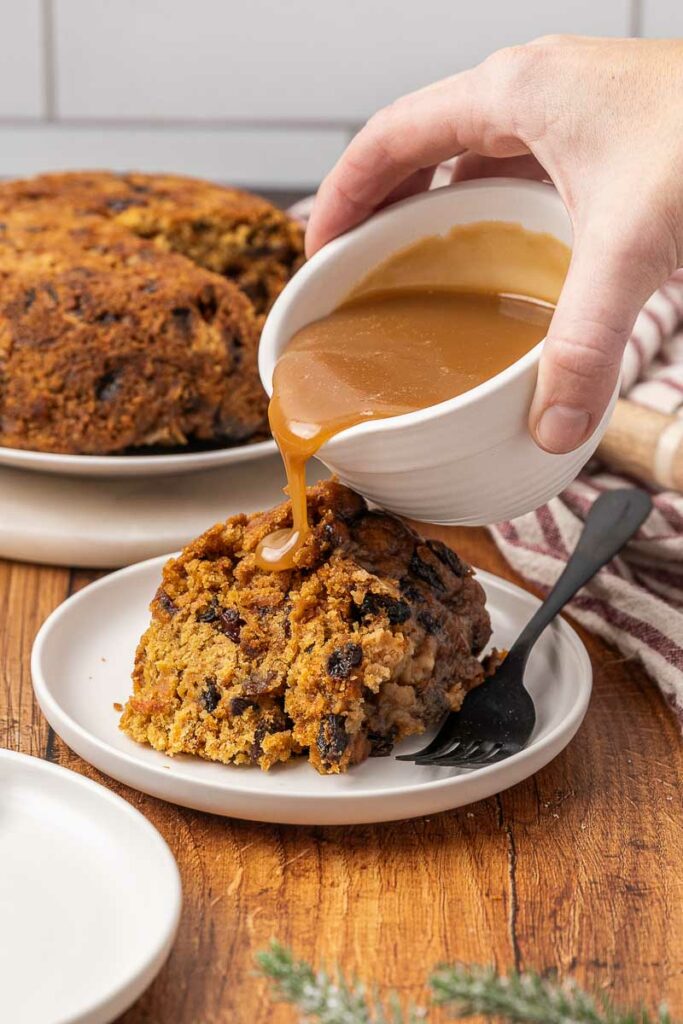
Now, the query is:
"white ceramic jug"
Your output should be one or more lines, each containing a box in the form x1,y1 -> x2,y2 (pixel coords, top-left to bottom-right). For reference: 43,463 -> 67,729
259,179 -> 617,525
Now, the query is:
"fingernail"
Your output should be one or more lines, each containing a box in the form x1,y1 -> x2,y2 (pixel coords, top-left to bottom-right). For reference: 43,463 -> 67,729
535,405 -> 591,454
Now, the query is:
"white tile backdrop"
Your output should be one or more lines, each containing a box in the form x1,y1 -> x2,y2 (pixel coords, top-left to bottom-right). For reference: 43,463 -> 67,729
53,0 -> 632,122
0,0 -> 677,188
641,0 -> 683,37
0,1 -> 44,118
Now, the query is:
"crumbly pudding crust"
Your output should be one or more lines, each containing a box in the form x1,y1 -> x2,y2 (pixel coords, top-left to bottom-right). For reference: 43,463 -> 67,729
0,171 -> 304,454
121,481 -> 494,774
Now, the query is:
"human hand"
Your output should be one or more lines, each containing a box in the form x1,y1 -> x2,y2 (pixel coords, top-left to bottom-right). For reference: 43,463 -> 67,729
306,37 -> 683,453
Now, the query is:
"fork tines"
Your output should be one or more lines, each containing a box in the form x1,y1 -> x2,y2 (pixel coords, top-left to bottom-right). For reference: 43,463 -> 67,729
397,739 -> 513,768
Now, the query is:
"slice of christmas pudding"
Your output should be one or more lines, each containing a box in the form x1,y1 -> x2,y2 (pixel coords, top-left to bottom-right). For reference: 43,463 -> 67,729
120,480 -> 494,774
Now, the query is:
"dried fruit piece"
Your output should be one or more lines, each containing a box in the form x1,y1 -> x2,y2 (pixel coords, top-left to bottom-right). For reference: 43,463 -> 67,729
399,580 -> 424,604
368,726 -> 398,757
316,714 -> 349,765
218,607 -> 245,642
409,550 -> 445,592
197,285 -> 218,323
196,599 -> 219,623
426,538 -> 466,577
199,677 -> 221,712
417,609 -> 441,634
354,591 -> 411,625
327,643 -> 363,678
95,369 -> 122,402
105,196 -> 141,213
195,599 -> 244,641
242,670 -> 277,696
171,306 -> 193,334
229,696 -> 258,717
156,588 -> 178,616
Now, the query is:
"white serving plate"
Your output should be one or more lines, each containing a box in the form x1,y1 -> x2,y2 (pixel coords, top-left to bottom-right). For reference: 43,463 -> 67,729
0,749 -> 181,1024
0,437 -> 278,478
0,454 -> 327,569
32,556 -> 592,826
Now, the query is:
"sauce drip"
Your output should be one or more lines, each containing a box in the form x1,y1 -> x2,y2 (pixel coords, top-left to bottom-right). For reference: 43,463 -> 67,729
256,222 -> 569,571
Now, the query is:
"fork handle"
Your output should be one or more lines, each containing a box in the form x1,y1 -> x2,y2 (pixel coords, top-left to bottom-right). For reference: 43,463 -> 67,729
511,487 -> 652,665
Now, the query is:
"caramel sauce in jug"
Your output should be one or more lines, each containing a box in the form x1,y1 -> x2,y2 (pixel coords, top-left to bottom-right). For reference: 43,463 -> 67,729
256,222 -> 570,571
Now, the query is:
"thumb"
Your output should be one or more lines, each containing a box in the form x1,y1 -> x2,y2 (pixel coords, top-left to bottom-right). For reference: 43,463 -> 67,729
529,225 -> 665,454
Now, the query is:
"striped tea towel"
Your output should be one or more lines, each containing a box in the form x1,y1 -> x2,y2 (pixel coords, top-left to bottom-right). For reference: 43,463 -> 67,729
288,195 -> 683,723
490,271 -> 683,726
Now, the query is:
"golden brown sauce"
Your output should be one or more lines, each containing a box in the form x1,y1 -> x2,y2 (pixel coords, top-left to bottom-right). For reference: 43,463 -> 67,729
256,222 -> 570,571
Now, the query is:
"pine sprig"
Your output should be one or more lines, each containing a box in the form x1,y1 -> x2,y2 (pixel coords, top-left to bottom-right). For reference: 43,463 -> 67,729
256,941 -> 423,1024
256,942 -> 675,1024
430,963 -> 674,1024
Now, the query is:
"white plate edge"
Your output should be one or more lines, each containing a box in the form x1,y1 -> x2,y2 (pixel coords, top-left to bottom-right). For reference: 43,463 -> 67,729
0,748 -> 182,1024
0,438 -> 278,478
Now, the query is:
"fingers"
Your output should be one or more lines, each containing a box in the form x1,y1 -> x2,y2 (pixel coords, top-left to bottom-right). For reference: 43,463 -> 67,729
452,152 -> 549,184
305,64 -> 528,255
380,166 -> 437,208
305,77 -> 467,256
529,225 -> 666,453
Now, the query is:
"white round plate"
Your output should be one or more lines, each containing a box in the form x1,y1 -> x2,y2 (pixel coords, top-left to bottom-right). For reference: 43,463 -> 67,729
0,437 -> 278,478
0,749 -> 181,1024
32,558 -> 592,826
0,455 -> 328,569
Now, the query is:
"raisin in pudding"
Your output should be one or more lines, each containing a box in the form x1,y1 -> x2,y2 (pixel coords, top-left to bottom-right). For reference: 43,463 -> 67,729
120,480 -> 494,774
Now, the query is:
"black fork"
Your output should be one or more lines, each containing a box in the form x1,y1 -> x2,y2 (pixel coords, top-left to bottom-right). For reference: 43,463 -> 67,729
396,488 -> 652,770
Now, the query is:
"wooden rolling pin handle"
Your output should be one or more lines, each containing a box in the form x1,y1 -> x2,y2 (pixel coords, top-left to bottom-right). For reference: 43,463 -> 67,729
597,398 -> 683,491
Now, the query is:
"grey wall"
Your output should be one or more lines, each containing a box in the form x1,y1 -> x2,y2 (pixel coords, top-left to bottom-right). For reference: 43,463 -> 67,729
0,0 -> 678,188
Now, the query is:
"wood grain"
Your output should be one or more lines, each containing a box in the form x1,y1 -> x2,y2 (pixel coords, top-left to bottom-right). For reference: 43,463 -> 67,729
598,398 -> 683,491
2,527 -> 682,1024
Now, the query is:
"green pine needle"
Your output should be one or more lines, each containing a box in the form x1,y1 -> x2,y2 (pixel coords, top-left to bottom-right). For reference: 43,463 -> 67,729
256,941 -> 423,1024
256,942 -> 675,1024
430,962 -> 673,1023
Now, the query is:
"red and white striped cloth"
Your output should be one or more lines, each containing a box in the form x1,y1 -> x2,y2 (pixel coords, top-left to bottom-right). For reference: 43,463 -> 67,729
490,270 -> 683,726
289,197 -> 683,724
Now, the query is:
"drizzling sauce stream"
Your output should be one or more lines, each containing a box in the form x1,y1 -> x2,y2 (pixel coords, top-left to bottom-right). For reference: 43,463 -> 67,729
256,222 -> 570,571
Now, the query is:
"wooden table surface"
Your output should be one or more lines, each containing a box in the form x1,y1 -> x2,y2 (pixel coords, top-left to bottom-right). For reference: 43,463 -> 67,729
2,523 -> 682,1023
